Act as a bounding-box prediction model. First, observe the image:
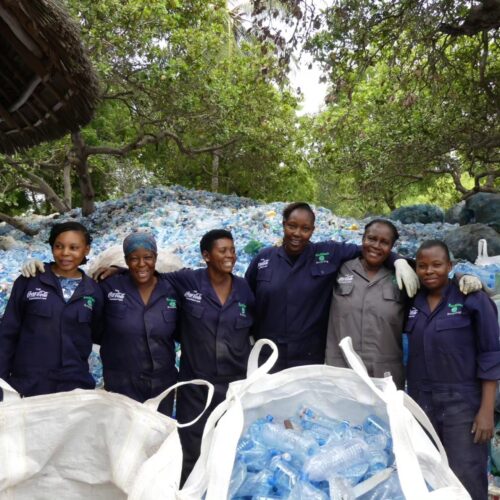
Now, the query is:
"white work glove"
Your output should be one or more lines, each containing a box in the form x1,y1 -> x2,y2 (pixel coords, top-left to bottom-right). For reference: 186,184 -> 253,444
459,274 -> 483,295
21,259 -> 45,278
394,259 -> 419,298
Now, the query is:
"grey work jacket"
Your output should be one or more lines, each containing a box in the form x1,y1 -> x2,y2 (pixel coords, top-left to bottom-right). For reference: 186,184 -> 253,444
325,257 -> 407,389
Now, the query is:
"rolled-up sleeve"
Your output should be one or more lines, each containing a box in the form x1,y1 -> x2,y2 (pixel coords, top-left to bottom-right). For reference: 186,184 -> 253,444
468,292 -> 500,380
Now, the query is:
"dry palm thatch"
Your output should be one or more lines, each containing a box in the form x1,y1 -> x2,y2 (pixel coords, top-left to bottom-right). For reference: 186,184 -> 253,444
0,0 -> 99,154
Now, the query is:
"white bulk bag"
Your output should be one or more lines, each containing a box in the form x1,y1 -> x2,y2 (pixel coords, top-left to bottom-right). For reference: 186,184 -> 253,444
179,339 -> 470,500
475,239 -> 500,266
0,379 -> 213,500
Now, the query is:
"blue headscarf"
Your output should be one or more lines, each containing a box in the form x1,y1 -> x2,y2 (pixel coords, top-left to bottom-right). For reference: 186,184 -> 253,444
123,232 -> 157,257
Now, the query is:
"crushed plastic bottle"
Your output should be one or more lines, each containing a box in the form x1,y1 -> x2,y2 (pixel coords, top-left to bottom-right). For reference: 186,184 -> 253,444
303,438 -> 370,482
251,421 -> 319,462
230,407 -> 402,499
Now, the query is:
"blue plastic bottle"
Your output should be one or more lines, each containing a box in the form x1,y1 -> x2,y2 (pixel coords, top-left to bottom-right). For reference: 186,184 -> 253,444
228,455 -> 247,499
233,469 -> 274,498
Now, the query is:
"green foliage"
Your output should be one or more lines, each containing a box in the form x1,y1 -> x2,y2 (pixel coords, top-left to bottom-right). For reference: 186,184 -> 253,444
306,1 -> 499,214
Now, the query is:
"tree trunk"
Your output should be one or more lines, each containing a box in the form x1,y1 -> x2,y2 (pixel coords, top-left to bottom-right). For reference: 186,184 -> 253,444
0,212 -> 38,236
63,162 -> 72,210
71,132 -> 96,216
211,149 -> 221,192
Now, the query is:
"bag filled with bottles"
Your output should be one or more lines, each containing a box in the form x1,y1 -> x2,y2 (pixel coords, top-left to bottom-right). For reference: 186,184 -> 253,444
179,339 -> 471,500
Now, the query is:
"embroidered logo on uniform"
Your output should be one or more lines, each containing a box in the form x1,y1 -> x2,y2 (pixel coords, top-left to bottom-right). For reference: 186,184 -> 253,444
238,302 -> 247,317
408,307 -> 418,319
185,290 -> 202,303
447,303 -> 463,315
26,288 -> 48,301
108,289 -> 125,301
257,258 -> 269,270
315,252 -> 330,264
338,274 -> 354,284
166,297 -> 177,309
83,295 -> 95,310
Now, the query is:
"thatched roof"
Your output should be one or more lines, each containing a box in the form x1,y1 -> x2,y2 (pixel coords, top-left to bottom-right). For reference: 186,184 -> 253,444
0,0 -> 99,154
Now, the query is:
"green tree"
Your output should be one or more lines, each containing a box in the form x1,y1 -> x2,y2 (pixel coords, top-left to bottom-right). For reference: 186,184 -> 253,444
1,0 -> 315,230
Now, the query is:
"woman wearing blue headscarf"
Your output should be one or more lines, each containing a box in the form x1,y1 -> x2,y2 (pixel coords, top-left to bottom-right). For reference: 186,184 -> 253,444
97,231 -> 178,415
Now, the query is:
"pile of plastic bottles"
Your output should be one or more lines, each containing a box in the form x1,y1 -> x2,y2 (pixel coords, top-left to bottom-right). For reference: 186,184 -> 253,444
0,185 -> 458,317
228,407 -> 404,500
453,261 -> 500,295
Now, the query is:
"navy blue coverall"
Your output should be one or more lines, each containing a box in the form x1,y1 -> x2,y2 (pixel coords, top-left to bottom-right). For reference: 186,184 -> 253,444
245,242 -> 374,371
163,268 -> 254,482
0,264 -> 103,397
406,282 -> 500,500
98,271 -> 178,415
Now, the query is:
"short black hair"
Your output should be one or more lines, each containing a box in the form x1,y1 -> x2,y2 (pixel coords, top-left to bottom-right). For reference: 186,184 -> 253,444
48,221 -> 92,264
200,229 -> 234,254
364,219 -> 399,245
416,239 -> 451,261
282,202 -> 316,224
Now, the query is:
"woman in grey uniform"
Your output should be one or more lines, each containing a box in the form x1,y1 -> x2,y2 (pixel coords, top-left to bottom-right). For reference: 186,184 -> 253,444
325,219 -> 409,389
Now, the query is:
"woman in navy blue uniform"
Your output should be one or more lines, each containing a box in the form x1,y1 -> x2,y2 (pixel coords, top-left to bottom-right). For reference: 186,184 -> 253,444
406,240 -> 500,499
0,222 -> 103,397
165,229 -> 254,483
245,202 -> 419,371
98,232 -> 178,415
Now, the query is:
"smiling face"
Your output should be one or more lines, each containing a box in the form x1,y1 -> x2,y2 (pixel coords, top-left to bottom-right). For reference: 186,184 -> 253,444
416,245 -> 452,294
282,208 -> 315,256
361,222 -> 395,270
51,230 -> 90,278
203,237 -> 236,274
125,248 -> 157,286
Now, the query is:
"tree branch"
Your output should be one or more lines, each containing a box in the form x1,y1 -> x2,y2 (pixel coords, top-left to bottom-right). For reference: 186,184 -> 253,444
85,130 -> 238,158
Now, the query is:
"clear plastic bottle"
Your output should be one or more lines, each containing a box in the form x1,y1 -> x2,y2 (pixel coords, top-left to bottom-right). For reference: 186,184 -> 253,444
233,469 -> 274,498
362,415 -> 390,436
358,471 -> 405,500
268,453 -> 300,492
250,421 -> 319,460
228,455 -> 247,499
367,449 -> 389,474
300,407 -> 350,438
329,476 -> 356,500
238,444 -> 277,472
288,475 -> 329,500
303,438 -> 370,482
362,415 -> 392,451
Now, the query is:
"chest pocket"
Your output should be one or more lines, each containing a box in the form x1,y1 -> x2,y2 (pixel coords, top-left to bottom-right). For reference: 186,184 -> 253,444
26,301 -> 52,318
162,308 -> 177,323
382,283 -> 403,303
235,316 -> 253,330
311,261 -> 337,278
107,303 -> 126,318
436,315 -> 471,332
184,302 -> 204,319
256,267 -> 272,282
78,307 -> 93,324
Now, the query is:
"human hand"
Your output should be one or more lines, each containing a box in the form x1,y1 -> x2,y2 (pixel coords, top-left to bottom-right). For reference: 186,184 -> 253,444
394,259 -> 419,298
21,259 -> 45,278
471,407 -> 494,444
92,266 -> 120,281
459,275 -> 482,295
